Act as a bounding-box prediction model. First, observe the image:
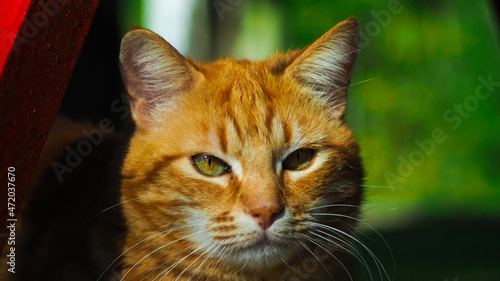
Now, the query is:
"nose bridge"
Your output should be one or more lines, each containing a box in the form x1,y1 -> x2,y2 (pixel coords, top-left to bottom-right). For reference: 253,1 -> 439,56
240,148 -> 279,198
239,162 -> 284,230
242,168 -> 279,199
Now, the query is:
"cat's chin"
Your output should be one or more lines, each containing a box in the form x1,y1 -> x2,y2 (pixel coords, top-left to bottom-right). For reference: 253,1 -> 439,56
225,234 -> 295,270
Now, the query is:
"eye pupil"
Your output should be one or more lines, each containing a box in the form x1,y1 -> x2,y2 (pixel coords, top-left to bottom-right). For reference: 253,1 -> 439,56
193,154 -> 230,177
283,149 -> 314,171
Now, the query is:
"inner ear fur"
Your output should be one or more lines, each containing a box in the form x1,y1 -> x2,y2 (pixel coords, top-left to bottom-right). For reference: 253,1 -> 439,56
119,28 -> 200,128
286,18 -> 360,119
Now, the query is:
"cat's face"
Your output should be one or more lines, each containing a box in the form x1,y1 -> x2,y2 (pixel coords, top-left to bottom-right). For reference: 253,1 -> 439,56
119,18 -> 362,279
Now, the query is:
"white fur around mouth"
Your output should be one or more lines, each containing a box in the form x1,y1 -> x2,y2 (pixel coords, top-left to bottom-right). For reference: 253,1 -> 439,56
242,235 -> 278,251
228,234 -> 293,265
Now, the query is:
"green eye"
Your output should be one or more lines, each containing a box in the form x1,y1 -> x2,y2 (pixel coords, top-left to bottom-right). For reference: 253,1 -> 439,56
283,149 -> 314,171
192,154 -> 231,176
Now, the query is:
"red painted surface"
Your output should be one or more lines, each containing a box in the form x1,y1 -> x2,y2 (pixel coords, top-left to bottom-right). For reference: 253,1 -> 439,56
0,0 -> 100,253
0,1 -> 31,77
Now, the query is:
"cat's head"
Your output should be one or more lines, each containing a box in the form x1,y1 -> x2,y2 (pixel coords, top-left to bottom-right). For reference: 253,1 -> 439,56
119,18 -> 362,279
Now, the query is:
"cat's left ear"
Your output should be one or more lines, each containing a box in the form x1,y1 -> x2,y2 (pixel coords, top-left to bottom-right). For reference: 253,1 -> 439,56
286,18 -> 359,119
119,28 -> 202,129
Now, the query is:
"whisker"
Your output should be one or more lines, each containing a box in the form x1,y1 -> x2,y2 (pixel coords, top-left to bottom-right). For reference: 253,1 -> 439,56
307,221 -> 391,281
174,242 -> 219,281
194,246 -> 223,281
280,257 -> 295,272
307,205 -> 395,280
305,203 -> 360,212
204,245 -> 231,280
330,77 -> 375,96
297,238 -> 337,281
160,240 -> 213,281
98,223 -> 197,281
236,258 -> 250,275
120,229 -> 207,281
144,242 -> 193,281
73,196 -> 143,234
309,229 -> 365,262
312,212 -> 394,260
350,227 -> 396,281
307,201 -> 410,212
296,73 -> 374,123
309,230 -> 372,281
101,196 -> 142,213
362,184 -> 427,196
188,243 -> 221,281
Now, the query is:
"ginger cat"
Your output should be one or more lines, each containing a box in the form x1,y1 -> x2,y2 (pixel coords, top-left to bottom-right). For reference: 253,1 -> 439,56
118,17 -> 362,280
11,18 -> 364,281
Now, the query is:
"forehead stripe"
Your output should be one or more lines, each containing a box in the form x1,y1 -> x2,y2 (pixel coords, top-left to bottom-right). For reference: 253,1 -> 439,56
217,124 -> 228,154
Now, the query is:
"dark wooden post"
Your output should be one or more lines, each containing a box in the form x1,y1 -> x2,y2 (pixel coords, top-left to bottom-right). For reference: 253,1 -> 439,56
0,0 -> 100,254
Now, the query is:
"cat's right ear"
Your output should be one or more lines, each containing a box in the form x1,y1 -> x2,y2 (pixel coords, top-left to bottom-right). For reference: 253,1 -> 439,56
119,28 -> 201,129
285,18 -> 359,120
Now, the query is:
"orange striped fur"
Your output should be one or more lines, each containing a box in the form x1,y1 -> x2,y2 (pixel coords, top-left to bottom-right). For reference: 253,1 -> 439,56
119,18 -> 363,281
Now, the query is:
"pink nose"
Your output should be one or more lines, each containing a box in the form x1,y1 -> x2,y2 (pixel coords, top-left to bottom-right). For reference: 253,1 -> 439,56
245,204 -> 284,230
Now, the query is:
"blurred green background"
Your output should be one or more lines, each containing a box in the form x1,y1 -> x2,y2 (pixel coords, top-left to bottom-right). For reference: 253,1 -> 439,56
123,0 -> 500,220
64,0 -> 500,280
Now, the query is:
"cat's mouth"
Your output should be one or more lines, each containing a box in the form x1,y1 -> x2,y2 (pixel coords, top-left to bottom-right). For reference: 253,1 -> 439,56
249,235 -> 274,248
238,234 -> 288,253
222,234 -> 294,270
